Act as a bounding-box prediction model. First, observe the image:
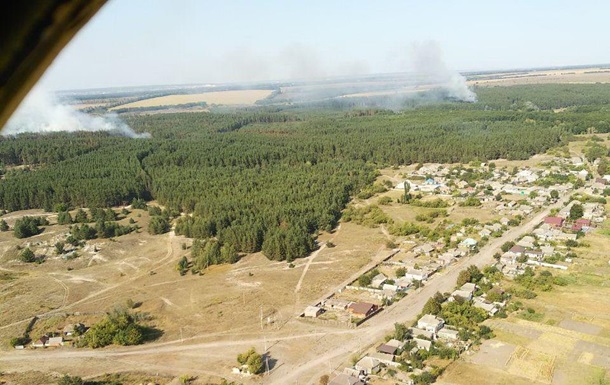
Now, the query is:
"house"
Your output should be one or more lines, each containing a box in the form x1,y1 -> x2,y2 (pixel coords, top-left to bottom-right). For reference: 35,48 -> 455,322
404,268 -> 429,281
525,250 -> 543,260
386,339 -> 405,349
577,169 -> 589,180
371,273 -> 387,288
47,336 -> 64,347
382,283 -> 399,293
369,352 -> 397,366
437,328 -> 459,340
348,302 -> 378,318
576,218 -> 592,228
460,282 -> 477,294
354,356 -> 381,374
451,289 -> 472,301
414,243 -> 435,255
343,367 -> 363,378
395,277 -> 413,290
508,245 -> 526,256
486,223 -> 503,232
417,314 -> 444,333
540,245 -> 555,256
479,229 -> 492,238
376,343 -> 398,355
32,336 -> 48,348
473,298 -> 498,316
410,327 -> 435,340
500,252 -> 517,266
517,236 -> 536,248
329,374 -> 364,385
544,216 -> 564,228
460,238 -> 478,249
451,282 -> 476,301
414,338 -> 432,351
557,232 -> 577,241
304,306 -> 323,318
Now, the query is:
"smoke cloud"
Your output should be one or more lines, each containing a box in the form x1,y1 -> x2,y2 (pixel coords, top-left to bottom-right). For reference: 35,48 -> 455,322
2,88 -> 150,138
410,41 -> 477,102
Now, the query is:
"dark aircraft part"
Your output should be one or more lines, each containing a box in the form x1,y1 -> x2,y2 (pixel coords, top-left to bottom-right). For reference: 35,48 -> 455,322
0,0 -> 106,128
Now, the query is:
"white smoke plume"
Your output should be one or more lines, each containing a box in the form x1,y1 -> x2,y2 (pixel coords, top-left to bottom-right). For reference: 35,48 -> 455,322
410,41 -> 477,102
2,88 -> 150,138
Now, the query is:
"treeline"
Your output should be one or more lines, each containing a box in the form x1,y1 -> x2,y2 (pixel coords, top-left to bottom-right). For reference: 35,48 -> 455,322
2,84 -> 610,261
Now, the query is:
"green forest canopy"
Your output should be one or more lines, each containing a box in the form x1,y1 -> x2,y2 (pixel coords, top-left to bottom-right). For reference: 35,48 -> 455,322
0,84 -> 608,261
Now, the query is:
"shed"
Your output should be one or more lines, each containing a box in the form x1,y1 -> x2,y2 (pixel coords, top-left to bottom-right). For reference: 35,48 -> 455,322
304,306 -> 323,318
47,336 -> 63,347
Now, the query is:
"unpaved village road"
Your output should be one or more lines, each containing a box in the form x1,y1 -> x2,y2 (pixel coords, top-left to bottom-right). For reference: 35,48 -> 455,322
0,192 -> 577,384
266,190 -> 578,385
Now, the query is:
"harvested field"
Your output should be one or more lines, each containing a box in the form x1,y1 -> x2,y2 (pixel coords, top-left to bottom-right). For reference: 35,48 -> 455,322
558,319 -> 603,336
467,340 -> 516,369
468,67 -> 610,87
110,89 -> 274,110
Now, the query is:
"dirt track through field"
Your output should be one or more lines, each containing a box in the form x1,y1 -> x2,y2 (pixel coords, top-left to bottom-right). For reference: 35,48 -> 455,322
0,192 -> 578,383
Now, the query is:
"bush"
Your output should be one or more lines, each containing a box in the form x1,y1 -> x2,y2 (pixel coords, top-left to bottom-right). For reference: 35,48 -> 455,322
378,196 -> 393,205
459,197 -> 482,207
358,274 -> 372,287
386,240 -> 397,249
237,347 -> 264,374
501,241 -> 515,252
9,336 -> 29,347
57,375 -> 83,385
19,248 -> 36,263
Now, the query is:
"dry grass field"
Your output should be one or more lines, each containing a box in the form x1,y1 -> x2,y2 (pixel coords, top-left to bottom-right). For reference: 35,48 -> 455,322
468,67 -> 610,87
0,207 -> 389,383
109,90 -> 274,110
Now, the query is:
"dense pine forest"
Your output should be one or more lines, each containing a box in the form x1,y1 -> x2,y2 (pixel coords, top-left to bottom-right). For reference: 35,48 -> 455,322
0,84 -> 609,261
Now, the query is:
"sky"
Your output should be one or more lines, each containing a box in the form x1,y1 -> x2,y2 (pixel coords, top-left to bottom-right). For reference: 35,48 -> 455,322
39,0 -> 610,91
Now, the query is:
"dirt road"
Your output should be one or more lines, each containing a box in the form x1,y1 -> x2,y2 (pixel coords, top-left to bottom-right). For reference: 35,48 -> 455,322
265,190 -> 577,384
0,193 -> 576,383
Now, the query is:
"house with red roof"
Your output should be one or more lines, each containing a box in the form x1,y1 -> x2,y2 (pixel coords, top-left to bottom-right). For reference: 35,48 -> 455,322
544,216 -> 564,228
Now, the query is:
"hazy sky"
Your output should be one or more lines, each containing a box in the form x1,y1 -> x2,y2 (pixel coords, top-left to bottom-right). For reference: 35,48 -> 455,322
39,0 -> 610,91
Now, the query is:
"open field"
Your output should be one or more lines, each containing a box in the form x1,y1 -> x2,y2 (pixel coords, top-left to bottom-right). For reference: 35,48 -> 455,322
0,176 -> 577,384
0,208 -> 387,383
468,67 -> 610,87
109,90 -> 274,110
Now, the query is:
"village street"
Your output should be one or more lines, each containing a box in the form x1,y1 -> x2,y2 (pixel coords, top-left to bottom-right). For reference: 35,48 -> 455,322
0,188 -> 581,384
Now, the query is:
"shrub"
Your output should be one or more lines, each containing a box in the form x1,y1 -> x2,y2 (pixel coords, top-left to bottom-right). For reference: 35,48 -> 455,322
19,248 -> 36,263
57,375 -> 83,385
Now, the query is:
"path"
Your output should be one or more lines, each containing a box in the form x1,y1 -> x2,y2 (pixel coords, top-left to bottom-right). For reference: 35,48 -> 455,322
0,192 -> 578,383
